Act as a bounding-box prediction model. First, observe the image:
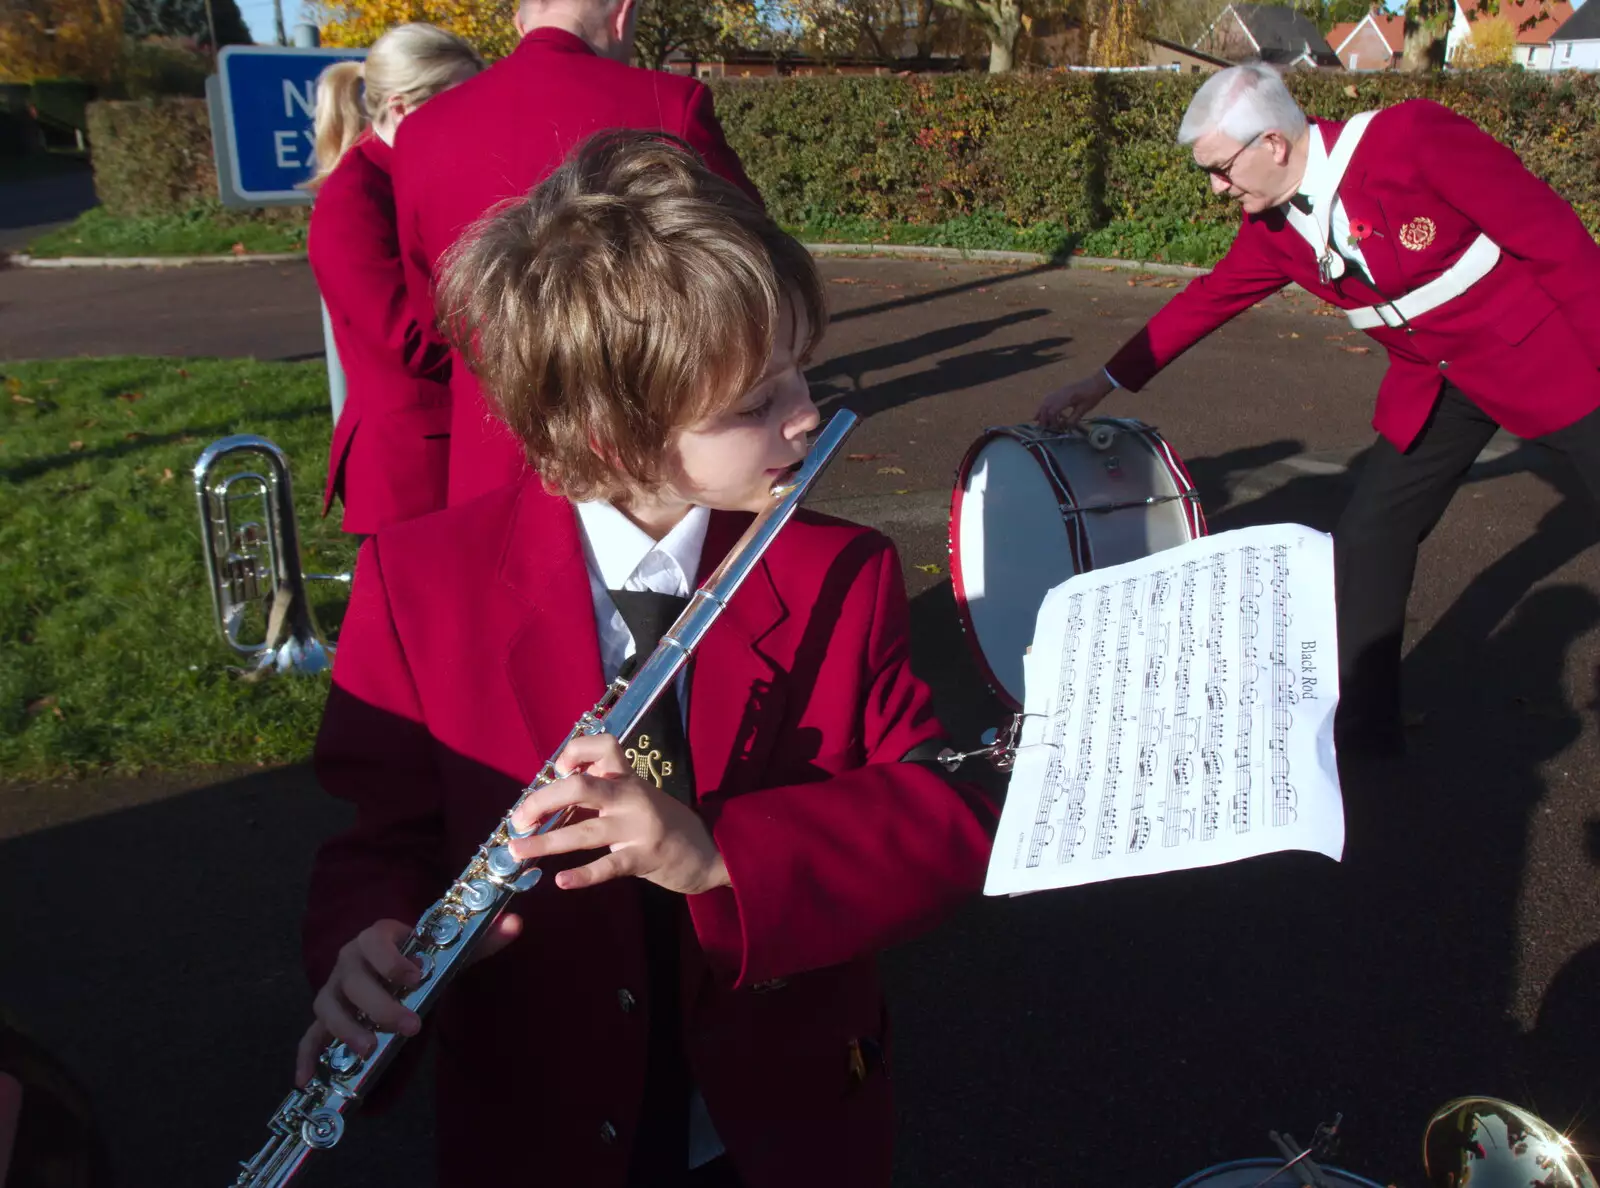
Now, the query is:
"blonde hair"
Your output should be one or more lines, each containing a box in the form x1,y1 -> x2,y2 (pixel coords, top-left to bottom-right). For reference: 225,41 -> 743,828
303,23 -> 483,192
437,130 -> 826,504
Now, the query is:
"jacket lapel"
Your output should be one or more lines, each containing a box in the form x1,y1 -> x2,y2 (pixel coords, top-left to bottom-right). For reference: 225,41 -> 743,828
686,510 -> 792,801
1338,167 -> 1406,301
500,484 -> 607,768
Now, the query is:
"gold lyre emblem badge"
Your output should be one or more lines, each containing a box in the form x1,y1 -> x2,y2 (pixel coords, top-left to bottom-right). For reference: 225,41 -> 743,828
625,733 -> 674,788
1398,216 -> 1437,252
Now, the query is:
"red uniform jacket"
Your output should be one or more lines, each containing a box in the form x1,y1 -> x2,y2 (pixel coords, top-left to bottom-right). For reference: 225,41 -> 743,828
390,29 -> 761,506
1107,100 -> 1600,449
307,133 -> 452,535
304,481 -> 994,1188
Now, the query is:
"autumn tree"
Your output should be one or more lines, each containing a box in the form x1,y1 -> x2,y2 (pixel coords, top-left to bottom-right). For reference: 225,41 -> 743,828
124,0 -> 251,46
1451,10 -> 1515,64
932,0 -> 1023,70
1086,0 -> 1143,64
0,0 -> 124,82
311,0 -> 518,56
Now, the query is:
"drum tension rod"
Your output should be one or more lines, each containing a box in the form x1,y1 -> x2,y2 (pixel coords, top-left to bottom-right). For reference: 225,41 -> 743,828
1259,1113 -> 1344,1188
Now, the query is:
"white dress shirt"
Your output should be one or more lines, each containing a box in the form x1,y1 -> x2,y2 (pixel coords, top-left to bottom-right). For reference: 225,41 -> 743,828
570,498 -> 724,1170
1291,120 -> 1376,285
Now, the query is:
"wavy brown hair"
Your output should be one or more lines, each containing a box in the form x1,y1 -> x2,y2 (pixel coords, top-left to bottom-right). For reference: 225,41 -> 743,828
436,129 -> 826,503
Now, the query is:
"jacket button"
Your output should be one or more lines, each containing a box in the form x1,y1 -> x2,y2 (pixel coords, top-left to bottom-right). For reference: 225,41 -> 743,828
1438,360 -> 1450,370
599,1120 -> 618,1145
617,988 -> 636,1013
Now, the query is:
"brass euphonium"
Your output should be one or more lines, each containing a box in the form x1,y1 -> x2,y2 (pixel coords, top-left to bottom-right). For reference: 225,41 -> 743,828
1424,1097 -> 1597,1188
194,435 -> 348,678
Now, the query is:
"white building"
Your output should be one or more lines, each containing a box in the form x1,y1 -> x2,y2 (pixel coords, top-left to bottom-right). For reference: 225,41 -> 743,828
1547,1 -> 1600,68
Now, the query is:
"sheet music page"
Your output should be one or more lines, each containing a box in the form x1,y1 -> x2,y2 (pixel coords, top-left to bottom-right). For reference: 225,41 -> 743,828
984,523 -> 1344,896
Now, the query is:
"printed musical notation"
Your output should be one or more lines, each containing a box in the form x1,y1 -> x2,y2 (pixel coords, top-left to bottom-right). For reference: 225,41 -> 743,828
986,524 -> 1344,897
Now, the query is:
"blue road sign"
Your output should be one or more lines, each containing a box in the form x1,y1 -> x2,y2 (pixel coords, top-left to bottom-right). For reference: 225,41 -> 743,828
214,44 -> 366,204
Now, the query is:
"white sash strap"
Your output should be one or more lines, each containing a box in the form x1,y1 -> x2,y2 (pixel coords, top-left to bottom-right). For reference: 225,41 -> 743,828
1284,109 -> 1379,284
1345,234 -> 1501,330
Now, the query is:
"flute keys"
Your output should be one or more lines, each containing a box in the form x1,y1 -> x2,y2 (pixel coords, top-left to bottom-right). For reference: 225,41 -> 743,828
486,845 -> 520,880
459,879 -> 495,913
326,1043 -> 362,1077
428,912 -> 462,947
300,1107 -> 345,1150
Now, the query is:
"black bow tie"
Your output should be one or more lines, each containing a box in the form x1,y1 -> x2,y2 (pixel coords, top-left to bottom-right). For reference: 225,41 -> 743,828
1289,193 -> 1314,215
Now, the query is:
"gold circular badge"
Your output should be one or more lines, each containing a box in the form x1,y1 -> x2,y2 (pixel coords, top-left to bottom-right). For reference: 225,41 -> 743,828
1399,216 -> 1437,251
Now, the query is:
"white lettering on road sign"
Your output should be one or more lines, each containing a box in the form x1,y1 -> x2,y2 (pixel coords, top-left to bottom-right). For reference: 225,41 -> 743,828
284,79 -> 315,119
275,129 -> 299,168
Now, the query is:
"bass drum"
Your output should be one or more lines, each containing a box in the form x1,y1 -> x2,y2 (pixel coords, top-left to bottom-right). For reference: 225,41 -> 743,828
949,418 -> 1206,709
1173,1159 -> 1387,1187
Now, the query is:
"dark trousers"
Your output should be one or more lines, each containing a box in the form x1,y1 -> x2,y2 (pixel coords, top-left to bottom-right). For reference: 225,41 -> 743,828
1334,383 -> 1600,751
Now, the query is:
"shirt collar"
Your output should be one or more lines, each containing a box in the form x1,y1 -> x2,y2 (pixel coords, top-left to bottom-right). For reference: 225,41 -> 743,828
1293,121 -> 1330,211
573,500 -> 709,594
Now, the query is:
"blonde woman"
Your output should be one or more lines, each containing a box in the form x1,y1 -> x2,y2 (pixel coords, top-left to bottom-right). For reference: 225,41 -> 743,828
306,24 -> 482,536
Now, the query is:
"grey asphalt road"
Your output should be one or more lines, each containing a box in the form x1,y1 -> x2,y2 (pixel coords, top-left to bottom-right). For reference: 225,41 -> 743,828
2,255 -> 1597,1188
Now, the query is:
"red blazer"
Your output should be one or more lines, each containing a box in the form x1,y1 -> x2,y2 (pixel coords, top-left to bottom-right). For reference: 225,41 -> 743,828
390,29 -> 761,506
305,481 -> 994,1188
1107,100 -> 1600,449
308,133 -> 452,535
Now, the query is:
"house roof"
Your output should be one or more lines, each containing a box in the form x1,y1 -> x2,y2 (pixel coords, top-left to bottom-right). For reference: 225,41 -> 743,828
1327,20 -> 1360,48
1226,3 -> 1342,64
1460,0 -> 1575,44
1371,11 -> 1405,50
1550,0 -> 1600,40
1330,9 -> 1406,55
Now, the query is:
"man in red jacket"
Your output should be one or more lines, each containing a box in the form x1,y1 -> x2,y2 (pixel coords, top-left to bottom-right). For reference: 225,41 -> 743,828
1039,63 -> 1600,758
390,0 -> 760,506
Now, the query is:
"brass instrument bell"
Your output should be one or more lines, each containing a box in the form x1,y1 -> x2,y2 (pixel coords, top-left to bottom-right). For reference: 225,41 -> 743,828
1424,1097 -> 1596,1188
194,435 -> 345,678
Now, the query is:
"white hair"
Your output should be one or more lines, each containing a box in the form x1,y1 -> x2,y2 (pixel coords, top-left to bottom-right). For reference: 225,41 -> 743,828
1177,63 -> 1307,147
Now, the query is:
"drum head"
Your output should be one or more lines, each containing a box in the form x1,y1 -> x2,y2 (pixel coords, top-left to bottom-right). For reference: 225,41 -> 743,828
950,421 -> 1204,709
1174,1158 -> 1386,1187
951,433 -> 1078,708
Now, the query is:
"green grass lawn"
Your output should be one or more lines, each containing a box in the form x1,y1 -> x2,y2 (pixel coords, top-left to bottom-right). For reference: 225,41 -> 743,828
1,358 -> 355,778
25,205 -> 309,259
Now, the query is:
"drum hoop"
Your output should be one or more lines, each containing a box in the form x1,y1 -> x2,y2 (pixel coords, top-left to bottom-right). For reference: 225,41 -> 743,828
947,420 -> 1206,711
1172,1158 -> 1386,1188
948,429 -> 1031,711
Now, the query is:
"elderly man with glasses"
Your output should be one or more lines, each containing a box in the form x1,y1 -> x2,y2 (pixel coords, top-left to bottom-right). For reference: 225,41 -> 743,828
1038,63 -> 1600,760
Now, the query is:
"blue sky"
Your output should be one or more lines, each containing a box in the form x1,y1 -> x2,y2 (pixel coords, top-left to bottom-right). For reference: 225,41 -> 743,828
240,0 -> 303,43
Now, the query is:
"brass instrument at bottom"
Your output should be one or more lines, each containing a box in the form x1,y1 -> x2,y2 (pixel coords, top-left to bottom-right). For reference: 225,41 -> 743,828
194,435 -> 348,678
227,409 -> 859,1187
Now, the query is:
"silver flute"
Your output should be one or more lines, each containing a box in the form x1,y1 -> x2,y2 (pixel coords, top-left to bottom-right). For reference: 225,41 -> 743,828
230,409 -> 858,1187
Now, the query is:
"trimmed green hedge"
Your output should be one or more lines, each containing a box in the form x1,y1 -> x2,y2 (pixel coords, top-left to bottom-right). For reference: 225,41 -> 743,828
83,70 -> 1600,257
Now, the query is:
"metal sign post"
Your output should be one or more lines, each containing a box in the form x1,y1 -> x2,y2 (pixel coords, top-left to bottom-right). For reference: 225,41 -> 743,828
208,43 -> 365,424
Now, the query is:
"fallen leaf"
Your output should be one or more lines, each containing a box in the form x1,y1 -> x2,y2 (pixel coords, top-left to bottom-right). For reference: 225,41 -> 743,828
161,468 -> 174,482
68,440 -> 84,451
116,390 -> 144,402
877,465 -> 906,475
1288,331 -> 1301,339
176,368 -> 190,379
124,431 -> 144,441
231,242 -> 247,256
975,286 -> 989,293
1126,279 -> 1137,287
1340,345 -> 1372,355
78,418 -> 98,429
1344,84 -> 1359,98
915,563 -> 943,575
1324,335 -> 1346,342
893,488 -> 911,495
846,452 -> 890,462
24,696 -> 57,717
11,393 -> 33,404
828,277 -> 862,285
1098,265 -> 1116,273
